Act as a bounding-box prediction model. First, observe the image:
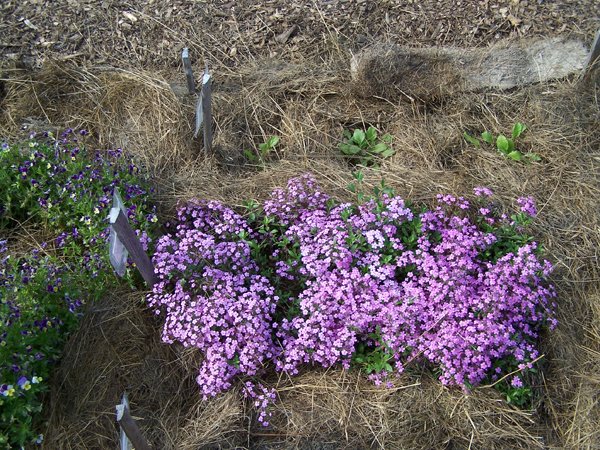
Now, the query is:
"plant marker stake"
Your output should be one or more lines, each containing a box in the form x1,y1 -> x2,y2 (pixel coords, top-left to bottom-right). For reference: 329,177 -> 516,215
202,62 -> 213,153
108,190 -> 128,276
181,47 -> 195,94
583,28 -> 600,79
194,89 -> 203,139
117,393 -> 133,450
116,393 -> 151,450
109,191 -> 157,287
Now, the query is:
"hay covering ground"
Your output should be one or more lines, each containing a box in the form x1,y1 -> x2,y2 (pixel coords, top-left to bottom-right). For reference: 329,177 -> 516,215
0,38 -> 599,449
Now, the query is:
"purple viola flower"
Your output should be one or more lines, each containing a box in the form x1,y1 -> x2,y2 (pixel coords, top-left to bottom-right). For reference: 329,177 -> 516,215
55,232 -> 69,248
17,376 -> 28,388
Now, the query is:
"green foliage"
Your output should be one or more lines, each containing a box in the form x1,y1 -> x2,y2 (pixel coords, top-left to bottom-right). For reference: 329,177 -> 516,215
244,135 -> 280,167
0,132 -> 158,447
339,126 -> 394,167
353,340 -> 394,375
462,131 -> 481,148
464,123 -> 540,163
0,252 -> 81,448
347,171 -> 395,205
487,356 -> 538,409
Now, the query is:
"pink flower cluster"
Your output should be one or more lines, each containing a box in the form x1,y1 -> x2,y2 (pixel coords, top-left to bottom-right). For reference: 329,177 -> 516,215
147,201 -> 278,398
147,175 -> 557,416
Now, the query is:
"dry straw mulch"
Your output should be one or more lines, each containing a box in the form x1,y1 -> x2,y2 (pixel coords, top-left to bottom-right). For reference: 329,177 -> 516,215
0,38 -> 599,448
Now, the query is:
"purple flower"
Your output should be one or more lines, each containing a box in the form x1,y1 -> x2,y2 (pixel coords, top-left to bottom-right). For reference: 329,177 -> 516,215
146,174 -> 555,423
17,376 -> 28,389
516,196 -> 537,218
474,186 -> 493,197
511,376 -> 524,388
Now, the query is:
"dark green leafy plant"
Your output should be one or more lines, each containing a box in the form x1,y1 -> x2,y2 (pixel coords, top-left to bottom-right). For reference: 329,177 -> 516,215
339,127 -> 394,167
0,249 -> 81,448
464,123 -> 540,163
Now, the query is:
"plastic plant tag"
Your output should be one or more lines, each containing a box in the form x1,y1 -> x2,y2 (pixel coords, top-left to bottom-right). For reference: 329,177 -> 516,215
202,65 -> 211,86
116,393 -> 133,450
194,63 -> 212,141
194,89 -> 203,138
108,189 -> 129,277
182,47 -> 195,94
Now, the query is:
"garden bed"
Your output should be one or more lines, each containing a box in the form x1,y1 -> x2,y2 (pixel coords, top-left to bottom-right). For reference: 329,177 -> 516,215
1,4 -> 599,448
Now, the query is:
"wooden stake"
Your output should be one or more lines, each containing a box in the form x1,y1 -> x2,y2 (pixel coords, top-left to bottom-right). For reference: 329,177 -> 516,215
116,394 -> 151,450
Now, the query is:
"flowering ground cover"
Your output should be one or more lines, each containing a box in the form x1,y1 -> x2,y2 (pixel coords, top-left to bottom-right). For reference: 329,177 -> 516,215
0,131 -> 157,448
148,173 -> 557,424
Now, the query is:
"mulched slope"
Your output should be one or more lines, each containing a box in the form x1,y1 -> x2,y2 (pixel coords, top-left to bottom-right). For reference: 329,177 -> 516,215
1,0 -> 598,70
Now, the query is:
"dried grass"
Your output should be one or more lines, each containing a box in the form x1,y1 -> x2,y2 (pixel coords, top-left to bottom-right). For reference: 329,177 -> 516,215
42,291 -> 246,450
1,41 -> 599,449
0,61 -> 195,177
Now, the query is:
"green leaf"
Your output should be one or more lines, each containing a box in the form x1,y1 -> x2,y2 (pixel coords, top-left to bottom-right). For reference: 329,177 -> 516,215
243,149 -> 257,162
481,131 -> 494,144
507,138 -> 515,153
343,129 -> 352,140
381,134 -> 393,144
380,148 -> 395,158
512,122 -> 526,140
463,132 -> 481,148
526,152 -> 541,162
339,144 -> 362,155
496,135 -> 510,153
507,151 -> 522,161
371,143 -> 389,154
365,127 -> 377,142
267,135 -> 280,148
352,170 -> 364,182
352,129 -> 366,145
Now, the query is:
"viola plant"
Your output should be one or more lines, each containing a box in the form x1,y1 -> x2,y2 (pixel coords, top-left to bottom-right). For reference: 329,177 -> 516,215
0,241 -> 81,448
0,130 -> 158,447
148,174 -> 556,425
0,130 -> 158,286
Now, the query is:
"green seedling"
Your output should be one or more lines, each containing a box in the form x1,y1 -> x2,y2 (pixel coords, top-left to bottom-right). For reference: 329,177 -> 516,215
339,126 -> 394,167
244,135 -> 280,166
464,123 -> 540,163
